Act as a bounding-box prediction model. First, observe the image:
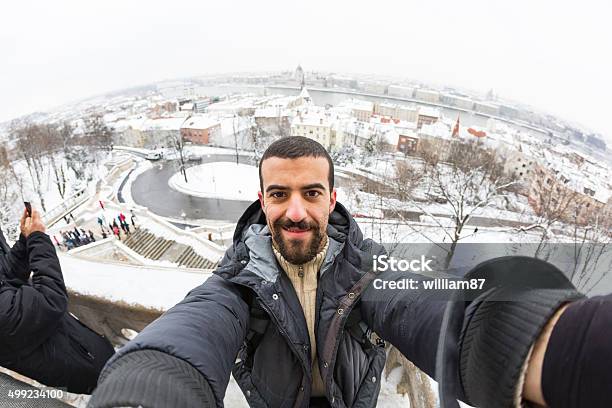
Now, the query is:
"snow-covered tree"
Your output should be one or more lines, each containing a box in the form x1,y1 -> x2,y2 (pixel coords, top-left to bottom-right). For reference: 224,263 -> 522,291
385,139 -> 517,268
167,132 -> 188,183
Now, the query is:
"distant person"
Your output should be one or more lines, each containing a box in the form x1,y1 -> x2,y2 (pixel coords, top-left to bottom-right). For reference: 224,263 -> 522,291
130,211 -> 137,228
0,208 -> 114,393
88,230 -> 96,242
112,225 -> 120,240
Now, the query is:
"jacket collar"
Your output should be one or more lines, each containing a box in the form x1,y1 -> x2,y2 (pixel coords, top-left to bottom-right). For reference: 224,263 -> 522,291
220,200 -> 374,283
232,200 -> 356,248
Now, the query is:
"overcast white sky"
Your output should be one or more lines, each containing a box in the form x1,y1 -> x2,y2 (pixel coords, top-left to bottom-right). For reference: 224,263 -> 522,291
1,0 -> 611,140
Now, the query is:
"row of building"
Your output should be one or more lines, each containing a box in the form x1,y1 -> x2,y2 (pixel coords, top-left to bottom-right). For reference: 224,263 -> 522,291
105,85 -> 611,224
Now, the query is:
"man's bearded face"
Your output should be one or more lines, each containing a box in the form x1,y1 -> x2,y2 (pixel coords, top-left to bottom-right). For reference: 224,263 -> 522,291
258,156 -> 336,265
271,214 -> 325,265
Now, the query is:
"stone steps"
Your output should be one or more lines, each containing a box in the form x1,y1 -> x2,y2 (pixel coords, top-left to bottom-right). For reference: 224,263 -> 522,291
122,228 -> 218,269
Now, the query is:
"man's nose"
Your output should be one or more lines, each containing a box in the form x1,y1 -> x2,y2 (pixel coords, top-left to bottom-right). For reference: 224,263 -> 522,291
285,194 -> 307,222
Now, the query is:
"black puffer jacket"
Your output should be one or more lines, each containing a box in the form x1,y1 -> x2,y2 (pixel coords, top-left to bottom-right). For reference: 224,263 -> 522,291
93,201 -> 447,408
0,230 -> 114,394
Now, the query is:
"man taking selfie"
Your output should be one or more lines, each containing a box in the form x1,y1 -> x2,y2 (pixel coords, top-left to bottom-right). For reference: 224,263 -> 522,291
91,137 -> 598,408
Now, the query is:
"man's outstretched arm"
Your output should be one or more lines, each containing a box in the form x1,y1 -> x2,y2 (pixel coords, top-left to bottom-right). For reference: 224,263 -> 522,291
360,269 -> 444,379
361,256 -> 587,408
89,274 -> 250,408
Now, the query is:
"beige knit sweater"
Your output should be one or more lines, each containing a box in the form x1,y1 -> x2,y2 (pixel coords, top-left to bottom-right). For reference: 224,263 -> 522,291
272,238 -> 329,397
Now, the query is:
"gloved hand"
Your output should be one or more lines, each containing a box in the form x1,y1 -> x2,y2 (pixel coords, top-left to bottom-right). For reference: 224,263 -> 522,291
437,256 -> 584,408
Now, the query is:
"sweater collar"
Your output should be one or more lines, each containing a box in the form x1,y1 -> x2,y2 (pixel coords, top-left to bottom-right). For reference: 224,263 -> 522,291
272,236 -> 329,276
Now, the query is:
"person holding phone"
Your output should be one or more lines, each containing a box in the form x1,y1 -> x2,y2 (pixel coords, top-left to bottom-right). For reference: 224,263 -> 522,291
0,206 -> 114,394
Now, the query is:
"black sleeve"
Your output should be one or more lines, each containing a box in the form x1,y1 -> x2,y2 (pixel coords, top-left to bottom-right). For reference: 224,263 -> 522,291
0,232 -> 68,346
4,234 -> 31,282
89,350 -> 216,408
360,269 -> 444,378
542,293 -> 612,408
94,274 -> 250,407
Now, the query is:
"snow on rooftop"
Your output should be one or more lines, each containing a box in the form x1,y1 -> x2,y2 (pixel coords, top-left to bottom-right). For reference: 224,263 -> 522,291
254,107 -> 290,118
292,113 -> 331,128
181,115 -> 220,130
299,87 -> 311,100
418,106 -> 440,118
419,121 -> 451,139
143,117 -> 187,131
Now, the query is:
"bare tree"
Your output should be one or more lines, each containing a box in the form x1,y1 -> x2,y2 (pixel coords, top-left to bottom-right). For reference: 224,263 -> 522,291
251,123 -> 276,166
385,346 -> 436,408
168,132 -> 188,183
385,139 -> 517,268
232,114 -> 240,165
84,113 -> 114,151
525,171 -> 581,258
568,204 -> 612,292
35,123 -> 70,199
14,123 -> 49,211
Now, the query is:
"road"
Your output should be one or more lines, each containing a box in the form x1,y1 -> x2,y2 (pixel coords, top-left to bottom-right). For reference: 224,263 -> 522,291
128,154 -> 255,222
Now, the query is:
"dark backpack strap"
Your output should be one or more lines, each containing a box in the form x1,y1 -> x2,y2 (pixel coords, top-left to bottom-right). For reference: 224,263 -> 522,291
240,288 -> 270,359
345,303 -> 384,348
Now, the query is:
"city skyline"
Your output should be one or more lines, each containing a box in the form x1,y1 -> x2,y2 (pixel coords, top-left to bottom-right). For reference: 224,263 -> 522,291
1,0 -> 611,142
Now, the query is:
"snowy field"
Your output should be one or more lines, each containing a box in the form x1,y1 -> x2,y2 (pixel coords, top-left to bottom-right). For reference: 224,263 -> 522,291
59,253 -> 209,310
168,161 -> 259,200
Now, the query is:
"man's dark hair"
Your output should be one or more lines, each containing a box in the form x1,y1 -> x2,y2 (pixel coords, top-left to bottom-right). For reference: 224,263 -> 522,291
258,136 -> 334,192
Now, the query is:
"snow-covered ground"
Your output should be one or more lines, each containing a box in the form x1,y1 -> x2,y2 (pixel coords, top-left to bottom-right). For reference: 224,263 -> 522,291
184,144 -> 255,158
59,253 -> 209,310
168,161 -> 259,201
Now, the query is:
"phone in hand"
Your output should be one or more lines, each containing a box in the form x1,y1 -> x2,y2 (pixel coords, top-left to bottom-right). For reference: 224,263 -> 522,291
24,201 -> 32,217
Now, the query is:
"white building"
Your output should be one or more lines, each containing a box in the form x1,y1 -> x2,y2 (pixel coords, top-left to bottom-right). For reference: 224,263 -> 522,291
361,82 -> 388,95
414,88 -> 440,103
417,106 -> 440,129
388,85 -> 415,99
441,94 -> 474,110
344,99 -> 373,122
474,102 -> 500,116
291,112 -> 333,150
112,116 -> 187,148
374,103 -> 418,122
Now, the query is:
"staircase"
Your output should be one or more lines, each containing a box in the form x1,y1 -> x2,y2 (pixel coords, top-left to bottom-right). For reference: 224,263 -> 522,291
123,228 -> 218,269
176,247 -> 218,269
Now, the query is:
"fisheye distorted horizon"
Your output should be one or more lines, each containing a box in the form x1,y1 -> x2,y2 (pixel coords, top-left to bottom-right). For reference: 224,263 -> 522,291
1,0 -> 611,141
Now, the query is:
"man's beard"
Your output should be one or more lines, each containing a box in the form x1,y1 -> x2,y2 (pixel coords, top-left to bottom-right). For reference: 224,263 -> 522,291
271,218 -> 325,265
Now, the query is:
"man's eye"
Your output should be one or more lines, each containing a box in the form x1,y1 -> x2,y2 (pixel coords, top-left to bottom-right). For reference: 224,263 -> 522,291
270,192 -> 286,198
306,191 -> 321,197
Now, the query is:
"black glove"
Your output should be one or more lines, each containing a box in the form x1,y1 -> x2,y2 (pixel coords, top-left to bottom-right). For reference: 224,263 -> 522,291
89,350 -> 216,408
437,256 -> 584,408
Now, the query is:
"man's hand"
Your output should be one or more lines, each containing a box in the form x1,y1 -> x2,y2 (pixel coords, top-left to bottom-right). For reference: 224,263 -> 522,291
523,303 -> 570,406
21,208 -> 46,237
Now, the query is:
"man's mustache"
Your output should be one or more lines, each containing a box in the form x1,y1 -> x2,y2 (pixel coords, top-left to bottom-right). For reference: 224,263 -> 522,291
273,219 -> 318,231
